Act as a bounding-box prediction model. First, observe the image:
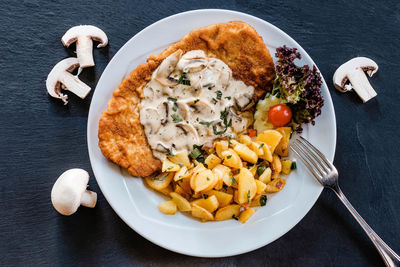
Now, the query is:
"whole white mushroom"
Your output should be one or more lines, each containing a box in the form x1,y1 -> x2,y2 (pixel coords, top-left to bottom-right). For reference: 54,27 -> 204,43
51,169 -> 97,216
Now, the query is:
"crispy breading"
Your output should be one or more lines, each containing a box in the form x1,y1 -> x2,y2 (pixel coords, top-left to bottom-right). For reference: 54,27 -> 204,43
98,21 -> 275,177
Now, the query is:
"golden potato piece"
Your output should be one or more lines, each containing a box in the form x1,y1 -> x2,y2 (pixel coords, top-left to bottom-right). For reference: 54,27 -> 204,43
207,190 -> 233,208
281,160 -> 294,175
145,172 -> 174,191
162,158 -> 180,172
258,167 -> 272,184
174,166 -> 190,181
255,179 -> 267,194
191,204 -> 214,221
170,192 -> 192,212
239,208 -> 256,223
256,130 -> 283,154
190,169 -> 215,193
191,195 -> 219,213
158,185 -> 173,196
239,135 -> 252,145
168,151 -> 191,168
275,127 -> 292,157
272,154 -> 282,174
158,200 -> 177,215
215,140 -> 229,158
237,168 -> 257,204
205,154 -> 222,169
233,143 -> 258,164
265,178 -> 286,193
221,149 -> 242,169
215,204 -> 240,221
174,184 -> 189,199
257,142 -> 273,162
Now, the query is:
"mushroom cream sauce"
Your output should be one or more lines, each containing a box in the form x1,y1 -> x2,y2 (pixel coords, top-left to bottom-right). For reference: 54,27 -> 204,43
140,49 -> 255,160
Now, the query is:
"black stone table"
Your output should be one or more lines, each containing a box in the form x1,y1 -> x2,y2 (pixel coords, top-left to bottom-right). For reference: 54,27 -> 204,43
1,1 -> 399,266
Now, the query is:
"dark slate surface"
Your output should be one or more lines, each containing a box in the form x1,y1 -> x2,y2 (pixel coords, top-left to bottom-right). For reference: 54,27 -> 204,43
1,0 -> 399,266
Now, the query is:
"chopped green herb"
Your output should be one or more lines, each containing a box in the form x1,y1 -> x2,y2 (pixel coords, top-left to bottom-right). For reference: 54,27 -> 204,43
167,166 -> 174,170
151,173 -> 168,181
236,169 -> 241,174
199,121 -> 212,127
171,114 -> 183,123
215,90 -> 222,100
206,177 -> 210,181
167,97 -> 177,102
227,155 -> 232,159
203,194 -> 209,199
232,214 -> 239,220
231,177 -> 237,185
260,195 -> 267,206
259,143 -> 264,149
246,190 -> 251,203
189,144 -> 205,163
227,136 -> 232,145
194,99 -> 200,104
172,104 -> 178,112
225,96 -> 232,100
257,164 -> 267,176
208,87 -> 212,90
291,161 -> 297,170
212,98 -> 218,104
166,152 -> 174,156
178,72 -> 191,85
229,171 -> 233,176
212,108 -> 232,135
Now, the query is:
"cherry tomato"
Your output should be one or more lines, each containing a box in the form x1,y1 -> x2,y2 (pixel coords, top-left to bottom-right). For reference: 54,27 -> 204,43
268,104 -> 292,127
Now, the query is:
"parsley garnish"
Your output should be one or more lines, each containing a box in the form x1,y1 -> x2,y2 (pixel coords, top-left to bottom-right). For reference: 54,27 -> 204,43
212,98 -> 218,104
236,169 -> 241,174
151,173 -> 168,181
208,87 -> 212,90
227,155 -> 232,159
259,143 -> 264,149
232,214 -> 239,221
225,96 -> 231,100
178,72 -> 191,85
194,99 -> 200,104
167,166 -> 174,170
231,177 -> 237,185
206,177 -> 210,181
171,114 -> 183,123
167,97 -> 179,111
260,195 -> 267,206
189,144 -> 205,163
199,121 -> 212,127
203,194 -> 209,199
227,136 -> 232,145
215,90 -> 222,100
246,190 -> 251,203
212,109 -> 232,135
257,164 -> 267,176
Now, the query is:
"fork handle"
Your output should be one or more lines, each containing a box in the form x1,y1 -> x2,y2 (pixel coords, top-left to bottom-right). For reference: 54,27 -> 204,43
330,184 -> 400,267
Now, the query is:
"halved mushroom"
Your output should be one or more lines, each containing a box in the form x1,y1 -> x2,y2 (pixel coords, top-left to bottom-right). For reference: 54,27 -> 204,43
234,92 -> 254,111
333,57 -> 378,103
177,50 -> 207,73
46,57 -> 91,104
176,101 -> 190,121
176,122 -> 200,143
154,50 -> 183,87
61,25 -> 108,69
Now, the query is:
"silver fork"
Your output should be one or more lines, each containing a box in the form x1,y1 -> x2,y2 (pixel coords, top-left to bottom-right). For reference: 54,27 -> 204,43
291,136 -> 400,267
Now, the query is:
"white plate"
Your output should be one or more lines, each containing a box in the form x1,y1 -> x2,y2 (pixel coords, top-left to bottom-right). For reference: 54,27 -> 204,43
87,9 -> 336,257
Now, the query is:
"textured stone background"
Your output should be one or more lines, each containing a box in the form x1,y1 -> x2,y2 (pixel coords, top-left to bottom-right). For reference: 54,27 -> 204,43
1,0 -> 399,266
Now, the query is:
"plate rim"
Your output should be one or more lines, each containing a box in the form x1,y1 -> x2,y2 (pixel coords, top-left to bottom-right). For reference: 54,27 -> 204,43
87,8 -> 337,257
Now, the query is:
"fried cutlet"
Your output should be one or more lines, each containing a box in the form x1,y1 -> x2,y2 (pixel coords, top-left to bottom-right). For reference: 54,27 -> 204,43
98,21 -> 275,177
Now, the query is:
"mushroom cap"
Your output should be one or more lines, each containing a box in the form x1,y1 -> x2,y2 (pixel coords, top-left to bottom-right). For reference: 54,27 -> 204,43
51,168 -> 89,215
61,25 -> 108,48
46,57 -> 80,99
333,57 -> 378,92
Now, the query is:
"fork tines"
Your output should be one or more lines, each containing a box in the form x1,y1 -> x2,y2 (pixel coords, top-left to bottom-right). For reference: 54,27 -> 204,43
290,136 -> 334,182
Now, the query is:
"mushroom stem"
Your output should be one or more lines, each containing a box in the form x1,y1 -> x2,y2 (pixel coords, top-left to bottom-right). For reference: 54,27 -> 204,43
80,190 -> 97,208
61,73 -> 91,99
76,37 -> 94,68
348,69 -> 377,103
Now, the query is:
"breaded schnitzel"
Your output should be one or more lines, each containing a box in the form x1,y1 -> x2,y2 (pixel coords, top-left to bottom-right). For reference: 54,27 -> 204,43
98,21 -> 275,177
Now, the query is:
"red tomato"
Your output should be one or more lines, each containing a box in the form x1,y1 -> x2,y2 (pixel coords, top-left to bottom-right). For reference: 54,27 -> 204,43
268,104 -> 292,127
